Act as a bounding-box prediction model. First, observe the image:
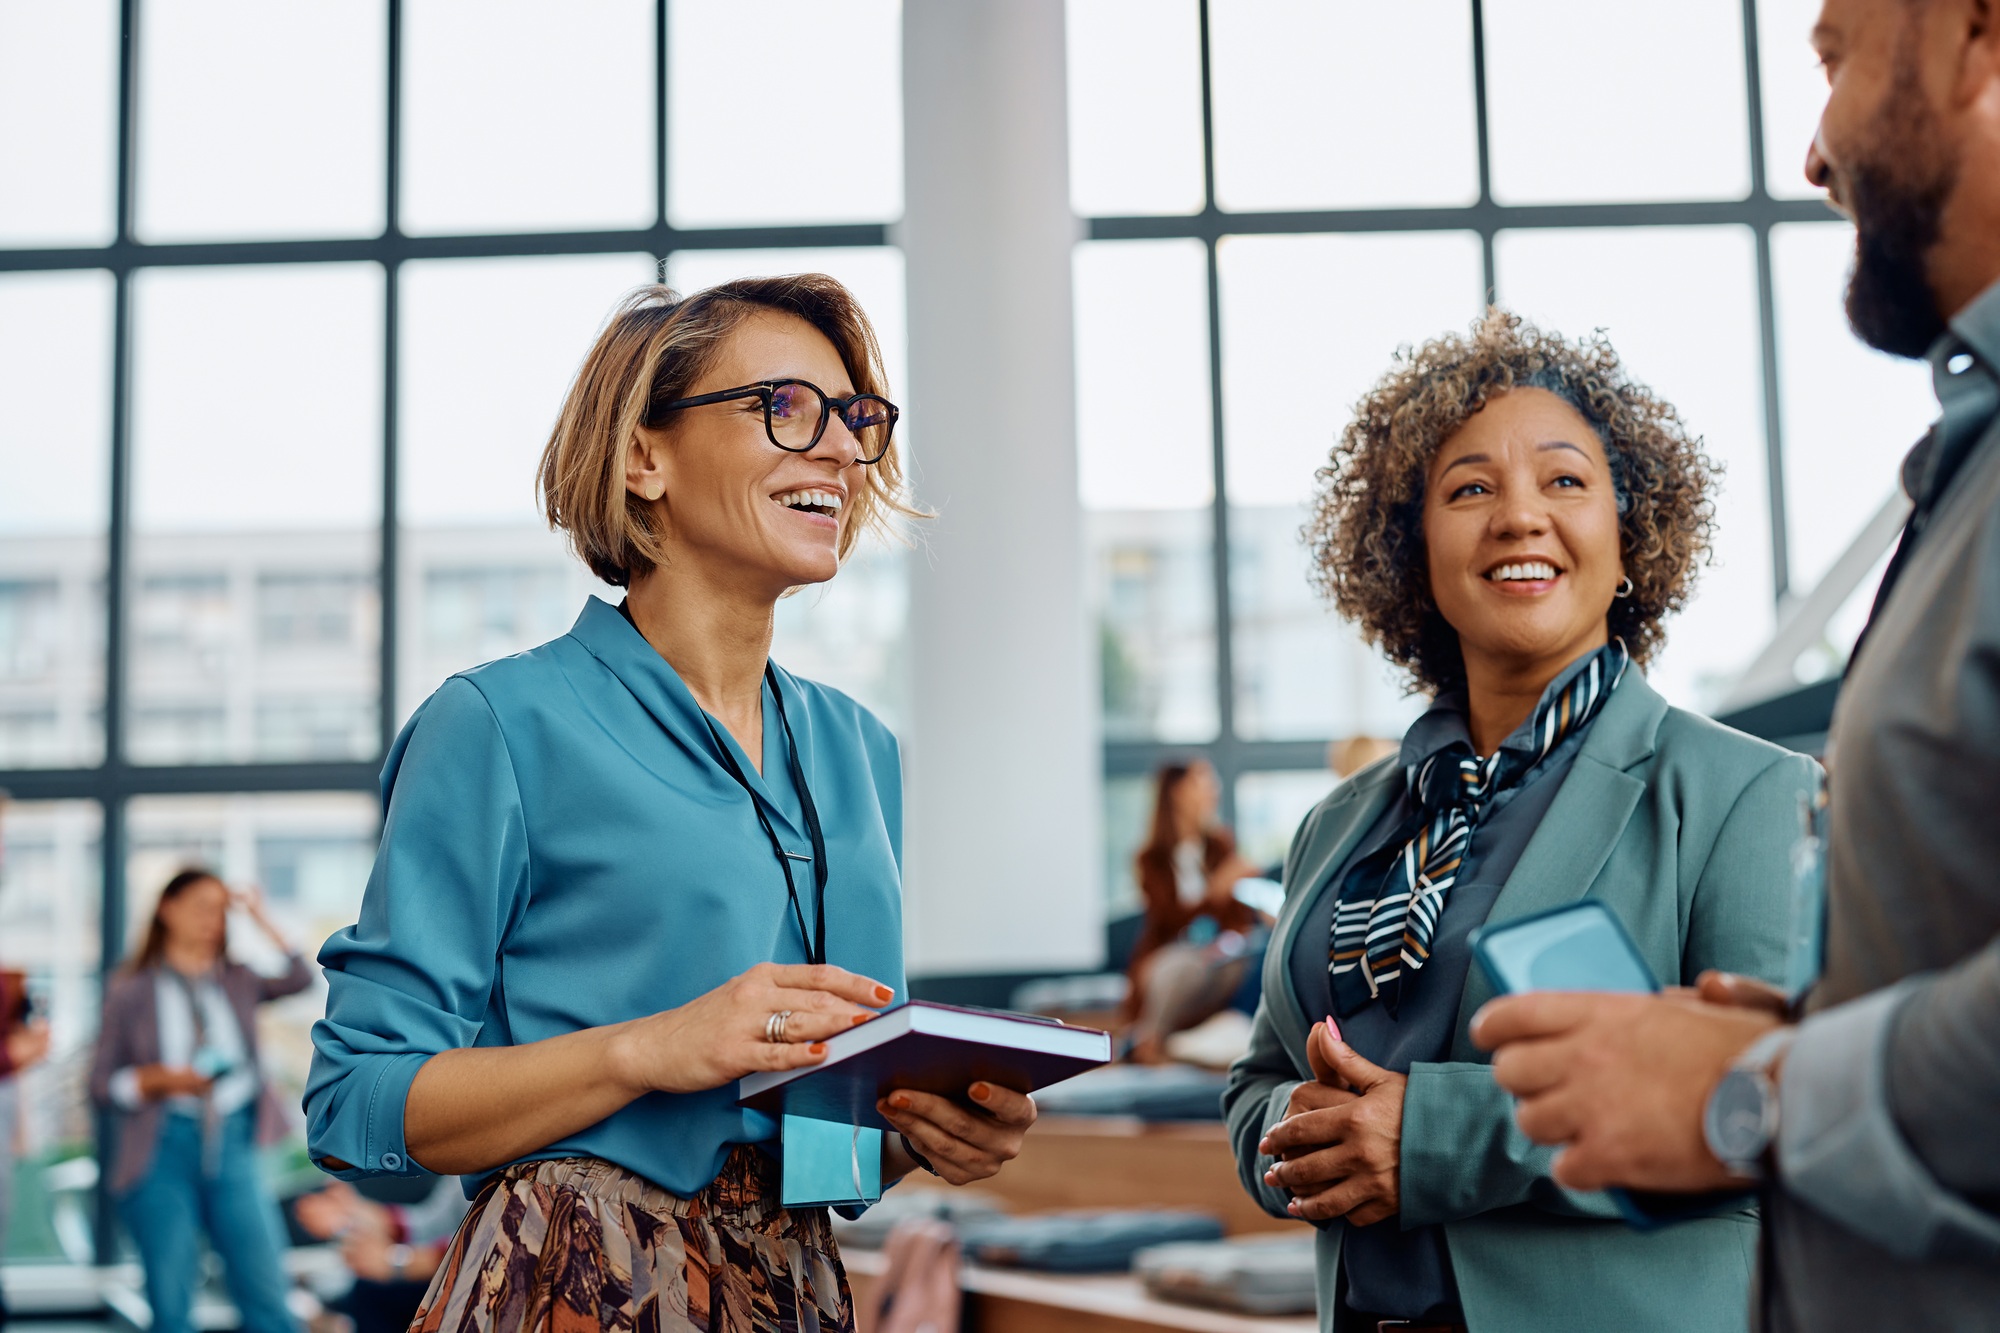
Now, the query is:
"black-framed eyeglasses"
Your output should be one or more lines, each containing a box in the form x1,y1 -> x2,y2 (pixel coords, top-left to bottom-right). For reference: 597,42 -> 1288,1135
651,378 -> 899,464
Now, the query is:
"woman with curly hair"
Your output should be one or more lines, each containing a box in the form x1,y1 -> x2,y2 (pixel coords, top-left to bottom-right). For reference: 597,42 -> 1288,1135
1223,309 -> 1815,1333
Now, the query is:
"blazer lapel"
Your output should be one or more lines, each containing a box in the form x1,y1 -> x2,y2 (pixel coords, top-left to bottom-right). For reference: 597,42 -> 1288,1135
1264,763 -> 1401,1079
1445,672 -> 1669,1059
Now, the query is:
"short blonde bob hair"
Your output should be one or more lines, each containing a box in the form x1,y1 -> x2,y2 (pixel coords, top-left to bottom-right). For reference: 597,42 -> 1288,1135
538,274 -> 919,587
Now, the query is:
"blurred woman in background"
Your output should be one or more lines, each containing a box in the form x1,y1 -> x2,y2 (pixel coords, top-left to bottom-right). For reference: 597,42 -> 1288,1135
1124,759 -> 1262,1062
92,869 -> 312,1333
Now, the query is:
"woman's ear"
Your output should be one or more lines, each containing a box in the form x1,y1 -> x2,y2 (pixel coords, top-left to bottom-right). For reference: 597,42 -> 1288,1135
626,426 -> 669,503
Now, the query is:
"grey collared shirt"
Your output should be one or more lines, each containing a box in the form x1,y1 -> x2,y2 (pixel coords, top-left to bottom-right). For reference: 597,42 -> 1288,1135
1288,652 -> 1604,1320
1766,277 -> 2000,1329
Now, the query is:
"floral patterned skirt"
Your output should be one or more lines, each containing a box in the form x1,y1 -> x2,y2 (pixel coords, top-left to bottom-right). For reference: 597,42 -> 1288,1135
409,1148 -> 853,1333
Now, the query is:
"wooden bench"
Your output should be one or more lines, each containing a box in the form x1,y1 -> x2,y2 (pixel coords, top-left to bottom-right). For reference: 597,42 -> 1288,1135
959,1114 -> 1292,1237
844,1247 -> 1316,1333
843,1114 -> 1314,1331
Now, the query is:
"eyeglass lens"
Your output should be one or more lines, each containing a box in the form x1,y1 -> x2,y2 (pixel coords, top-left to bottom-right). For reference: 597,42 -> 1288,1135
767,382 -> 894,462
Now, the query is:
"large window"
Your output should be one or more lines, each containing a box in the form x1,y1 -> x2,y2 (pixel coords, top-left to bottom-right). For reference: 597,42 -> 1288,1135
0,0 -> 904,1266
1067,0 -> 1937,909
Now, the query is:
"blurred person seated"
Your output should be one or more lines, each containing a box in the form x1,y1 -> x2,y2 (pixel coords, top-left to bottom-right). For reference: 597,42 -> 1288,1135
294,1180 -> 468,1333
1,967 -> 53,1332
90,869 -> 312,1333
1125,760 -> 1266,1063
1327,736 -> 1398,782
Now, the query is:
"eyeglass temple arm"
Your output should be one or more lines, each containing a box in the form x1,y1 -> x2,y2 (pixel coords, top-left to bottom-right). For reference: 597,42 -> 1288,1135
656,384 -> 772,414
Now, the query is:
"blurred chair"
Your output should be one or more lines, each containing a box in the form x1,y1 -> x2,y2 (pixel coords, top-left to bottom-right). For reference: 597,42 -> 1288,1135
41,1155 -> 98,1266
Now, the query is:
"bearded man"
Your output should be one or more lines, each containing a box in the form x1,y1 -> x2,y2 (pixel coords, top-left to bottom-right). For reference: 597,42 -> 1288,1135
1471,0 -> 2000,1328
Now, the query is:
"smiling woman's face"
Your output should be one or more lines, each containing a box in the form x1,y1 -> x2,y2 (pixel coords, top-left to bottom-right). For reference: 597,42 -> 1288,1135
1423,387 -> 1625,680
631,309 -> 865,596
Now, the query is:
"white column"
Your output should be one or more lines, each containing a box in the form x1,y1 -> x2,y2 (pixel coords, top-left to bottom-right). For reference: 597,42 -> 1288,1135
898,0 -> 1101,976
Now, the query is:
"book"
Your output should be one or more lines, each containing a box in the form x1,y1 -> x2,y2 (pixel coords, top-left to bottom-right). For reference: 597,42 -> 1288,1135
738,1000 -> 1112,1132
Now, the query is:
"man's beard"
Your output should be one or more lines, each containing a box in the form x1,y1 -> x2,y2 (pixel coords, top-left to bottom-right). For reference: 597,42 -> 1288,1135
1840,71 -> 1957,359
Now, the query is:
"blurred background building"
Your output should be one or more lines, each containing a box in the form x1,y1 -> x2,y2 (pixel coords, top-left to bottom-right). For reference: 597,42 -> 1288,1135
0,0 -> 1934,1280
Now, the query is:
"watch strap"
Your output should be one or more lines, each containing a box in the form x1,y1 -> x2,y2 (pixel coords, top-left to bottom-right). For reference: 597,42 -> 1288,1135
1731,1024 -> 1798,1075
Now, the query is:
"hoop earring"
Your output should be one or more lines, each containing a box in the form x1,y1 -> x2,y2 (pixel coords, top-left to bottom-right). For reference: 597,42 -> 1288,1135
1615,576 -> 1634,598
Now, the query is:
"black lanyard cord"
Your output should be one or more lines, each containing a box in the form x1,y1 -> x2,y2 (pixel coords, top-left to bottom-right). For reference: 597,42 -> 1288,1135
616,600 -> 830,965
697,663 -> 830,967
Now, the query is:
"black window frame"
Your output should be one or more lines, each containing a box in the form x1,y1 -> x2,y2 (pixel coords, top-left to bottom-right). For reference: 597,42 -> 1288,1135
1091,0 -> 1843,828
0,0 -> 890,1263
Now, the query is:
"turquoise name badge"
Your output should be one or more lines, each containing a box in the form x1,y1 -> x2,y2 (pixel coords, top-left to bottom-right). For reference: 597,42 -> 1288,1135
780,1116 -> 882,1210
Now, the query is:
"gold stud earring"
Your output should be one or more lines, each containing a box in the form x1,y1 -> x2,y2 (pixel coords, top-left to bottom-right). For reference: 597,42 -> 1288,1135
645,482 -> 664,502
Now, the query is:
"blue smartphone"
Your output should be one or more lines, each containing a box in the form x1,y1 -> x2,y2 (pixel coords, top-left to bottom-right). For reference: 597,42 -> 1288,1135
1470,900 -> 1659,997
1470,903 -> 1700,1230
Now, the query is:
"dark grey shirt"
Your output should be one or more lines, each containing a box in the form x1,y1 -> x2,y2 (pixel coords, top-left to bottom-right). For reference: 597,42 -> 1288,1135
1765,278 -> 2000,1328
1288,655 -> 1601,1320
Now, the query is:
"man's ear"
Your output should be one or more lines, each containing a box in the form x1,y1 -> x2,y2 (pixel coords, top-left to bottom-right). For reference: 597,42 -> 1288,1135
1949,0 -> 2000,111
626,425 -> 669,503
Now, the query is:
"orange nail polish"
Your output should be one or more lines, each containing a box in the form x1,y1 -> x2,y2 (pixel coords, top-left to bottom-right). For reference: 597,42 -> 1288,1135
874,985 -> 895,1003
890,1093 -> 910,1109
851,1013 -> 872,1026
807,1043 -> 826,1056
970,1083 -> 991,1102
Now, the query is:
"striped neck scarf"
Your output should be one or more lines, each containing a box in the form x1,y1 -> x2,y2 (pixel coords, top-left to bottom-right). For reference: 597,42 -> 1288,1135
1329,639 -> 1629,1017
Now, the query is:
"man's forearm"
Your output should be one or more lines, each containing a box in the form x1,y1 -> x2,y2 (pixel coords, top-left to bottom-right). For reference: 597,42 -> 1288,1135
1885,938 -> 2000,1196
1778,971 -> 2000,1262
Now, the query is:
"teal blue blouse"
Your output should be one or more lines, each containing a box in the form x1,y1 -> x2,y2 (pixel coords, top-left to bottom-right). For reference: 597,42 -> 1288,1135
303,596 -> 906,1196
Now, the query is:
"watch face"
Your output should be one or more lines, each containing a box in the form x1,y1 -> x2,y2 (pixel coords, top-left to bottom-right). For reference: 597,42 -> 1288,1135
1707,1070 -> 1771,1164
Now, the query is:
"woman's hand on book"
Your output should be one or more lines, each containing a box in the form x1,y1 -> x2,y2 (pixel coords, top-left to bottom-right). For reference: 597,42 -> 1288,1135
877,1081 -> 1037,1186
611,963 -> 894,1096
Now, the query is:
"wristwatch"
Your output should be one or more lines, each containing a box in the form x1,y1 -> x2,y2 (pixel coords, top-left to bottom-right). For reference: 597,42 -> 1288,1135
1702,1027 -> 1796,1181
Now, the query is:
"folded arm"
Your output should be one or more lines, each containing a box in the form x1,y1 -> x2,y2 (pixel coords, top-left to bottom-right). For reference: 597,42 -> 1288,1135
1399,1061 -> 1622,1224
1221,991 -> 1310,1221
1221,804 -> 1327,1222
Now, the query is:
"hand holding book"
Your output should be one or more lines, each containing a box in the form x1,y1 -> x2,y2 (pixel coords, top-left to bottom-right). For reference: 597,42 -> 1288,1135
739,1000 -> 1112,1187
878,1080 -> 1039,1186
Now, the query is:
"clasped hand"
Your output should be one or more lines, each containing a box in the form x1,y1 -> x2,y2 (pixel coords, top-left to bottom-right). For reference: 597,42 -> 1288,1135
1257,1021 -> 1406,1226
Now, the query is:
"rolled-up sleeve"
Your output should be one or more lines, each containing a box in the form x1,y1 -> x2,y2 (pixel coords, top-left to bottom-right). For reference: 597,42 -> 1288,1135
304,678 -> 531,1179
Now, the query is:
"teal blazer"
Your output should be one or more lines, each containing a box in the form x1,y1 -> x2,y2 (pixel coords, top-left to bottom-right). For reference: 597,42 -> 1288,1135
1223,672 -> 1819,1333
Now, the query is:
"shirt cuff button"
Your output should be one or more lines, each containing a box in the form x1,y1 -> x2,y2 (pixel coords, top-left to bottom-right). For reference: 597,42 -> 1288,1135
380,1152 -> 403,1171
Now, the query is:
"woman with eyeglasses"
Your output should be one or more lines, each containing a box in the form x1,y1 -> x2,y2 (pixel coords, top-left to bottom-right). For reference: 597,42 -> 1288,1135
305,277 -> 1036,1333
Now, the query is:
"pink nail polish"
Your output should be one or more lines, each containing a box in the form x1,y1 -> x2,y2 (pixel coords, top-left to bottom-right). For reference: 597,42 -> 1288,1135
1324,1014 -> 1342,1043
